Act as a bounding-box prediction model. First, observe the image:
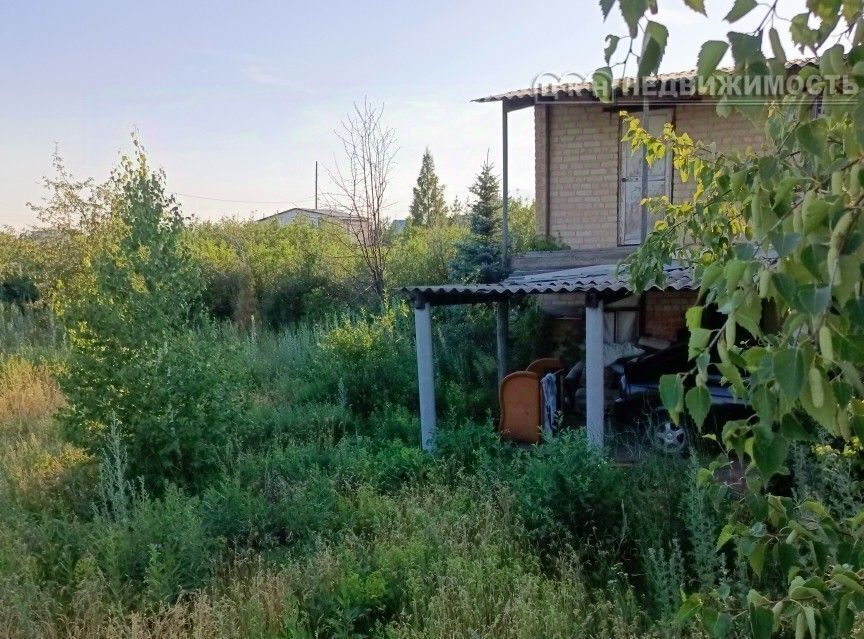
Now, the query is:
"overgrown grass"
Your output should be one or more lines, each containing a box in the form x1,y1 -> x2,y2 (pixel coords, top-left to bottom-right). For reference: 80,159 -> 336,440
6,306 -> 854,638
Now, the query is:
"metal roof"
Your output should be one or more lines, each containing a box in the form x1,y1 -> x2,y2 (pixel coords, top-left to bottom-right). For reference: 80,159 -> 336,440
473,59 -> 814,104
401,262 -> 695,305
258,207 -> 352,223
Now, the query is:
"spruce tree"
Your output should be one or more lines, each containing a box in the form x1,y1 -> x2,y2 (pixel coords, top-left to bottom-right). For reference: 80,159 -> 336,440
408,148 -> 448,227
451,160 -> 503,283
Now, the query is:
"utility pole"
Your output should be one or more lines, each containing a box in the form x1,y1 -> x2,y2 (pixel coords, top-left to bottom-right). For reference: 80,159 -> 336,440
314,161 -> 318,210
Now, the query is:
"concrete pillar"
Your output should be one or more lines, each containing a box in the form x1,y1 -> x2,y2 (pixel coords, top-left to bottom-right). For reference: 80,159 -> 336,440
585,295 -> 605,448
413,299 -> 436,452
496,299 -> 509,387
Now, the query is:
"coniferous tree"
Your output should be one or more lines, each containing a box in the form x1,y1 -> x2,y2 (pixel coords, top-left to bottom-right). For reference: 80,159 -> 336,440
449,195 -> 465,221
408,148 -> 448,227
451,160 -> 503,283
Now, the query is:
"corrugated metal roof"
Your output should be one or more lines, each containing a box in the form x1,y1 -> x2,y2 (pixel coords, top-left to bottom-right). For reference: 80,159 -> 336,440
401,262 -> 695,304
474,59 -> 814,104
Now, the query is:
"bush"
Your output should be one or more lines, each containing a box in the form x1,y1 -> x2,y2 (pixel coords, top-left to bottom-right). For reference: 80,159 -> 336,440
510,432 -> 625,551
87,485 -> 223,606
57,149 -> 250,492
314,305 -> 417,416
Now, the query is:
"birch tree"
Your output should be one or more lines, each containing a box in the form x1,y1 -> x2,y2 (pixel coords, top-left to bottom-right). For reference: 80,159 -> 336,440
327,100 -> 397,301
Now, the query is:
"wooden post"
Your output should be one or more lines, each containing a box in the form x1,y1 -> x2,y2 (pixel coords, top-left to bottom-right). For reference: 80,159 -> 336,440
496,299 -> 509,386
585,294 -> 605,448
413,298 -> 436,452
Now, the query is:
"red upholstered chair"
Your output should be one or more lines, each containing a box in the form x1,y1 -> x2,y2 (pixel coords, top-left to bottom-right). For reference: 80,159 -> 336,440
498,371 -> 542,444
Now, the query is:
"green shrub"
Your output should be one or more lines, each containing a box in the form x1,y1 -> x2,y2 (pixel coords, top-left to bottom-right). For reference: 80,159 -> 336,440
510,432 -> 626,551
643,538 -> 686,623
244,400 -> 354,447
433,417 -> 506,475
362,404 -> 419,444
57,148 -> 249,492
315,305 -> 416,416
87,485 -> 222,606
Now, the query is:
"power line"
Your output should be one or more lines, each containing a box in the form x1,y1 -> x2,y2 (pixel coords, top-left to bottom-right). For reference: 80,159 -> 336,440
171,191 -> 316,206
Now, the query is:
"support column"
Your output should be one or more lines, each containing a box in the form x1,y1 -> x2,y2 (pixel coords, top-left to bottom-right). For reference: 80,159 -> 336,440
496,299 -> 509,386
413,298 -> 436,452
501,102 -> 509,270
640,98 -> 650,242
585,294 -> 605,449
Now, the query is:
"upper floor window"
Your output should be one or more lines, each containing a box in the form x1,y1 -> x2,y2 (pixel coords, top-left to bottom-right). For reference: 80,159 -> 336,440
618,108 -> 673,245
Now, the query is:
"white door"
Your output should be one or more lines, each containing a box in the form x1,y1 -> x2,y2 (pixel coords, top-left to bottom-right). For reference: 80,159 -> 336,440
618,109 -> 673,245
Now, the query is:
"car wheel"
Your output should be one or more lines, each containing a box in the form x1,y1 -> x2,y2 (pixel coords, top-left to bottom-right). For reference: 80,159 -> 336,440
648,408 -> 688,454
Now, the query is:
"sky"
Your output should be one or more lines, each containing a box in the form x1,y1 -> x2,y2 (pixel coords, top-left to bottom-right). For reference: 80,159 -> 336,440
0,0 -> 811,229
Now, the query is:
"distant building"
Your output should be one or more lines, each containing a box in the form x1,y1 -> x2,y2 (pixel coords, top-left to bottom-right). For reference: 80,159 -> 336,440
389,218 -> 407,233
258,207 -> 356,233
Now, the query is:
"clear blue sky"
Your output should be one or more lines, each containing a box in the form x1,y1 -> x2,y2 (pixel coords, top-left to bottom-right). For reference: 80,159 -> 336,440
0,0 -> 808,228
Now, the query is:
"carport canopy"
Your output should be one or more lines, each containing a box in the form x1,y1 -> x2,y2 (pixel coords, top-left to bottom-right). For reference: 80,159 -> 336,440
401,262 -> 696,452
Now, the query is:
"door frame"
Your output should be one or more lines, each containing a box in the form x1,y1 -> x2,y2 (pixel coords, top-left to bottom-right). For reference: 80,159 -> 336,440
617,107 -> 675,246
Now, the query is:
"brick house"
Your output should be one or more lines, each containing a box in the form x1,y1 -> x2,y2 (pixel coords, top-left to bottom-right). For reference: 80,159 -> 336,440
403,69 -> 764,451
510,90 -> 762,347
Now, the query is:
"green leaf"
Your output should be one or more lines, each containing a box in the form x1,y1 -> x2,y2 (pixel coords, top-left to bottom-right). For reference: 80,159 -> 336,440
810,0 -> 843,20
769,27 -> 786,64
748,541 -> 767,576
753,425 -> 789,478
749,604 -> 774,639
638,21 -> 668,77
768,231 -> 801,258
798,285 -> 831,316
797,122 -> 826,158
599,0 -> 616,19
716,523 -> 735,550
834,333 -> 864,364
728,31 -> 763,67
688,327 -> 712,359
683,0 -> 706,14
725,0 -> 758,22
791,12 -> 817,50
697,41 -> 729,79
675,593 -> 703,623
771,273 -> 798,305
774,348 -> 805,400
604,34 -> 620,63
659,374 -> 684,421
686,386 -> 711,430
686,305 -> 703,331
644,19 -> 668,47
804,605 -> 817,639
702,608 -> 733,639
800,368 -> 837,433
592,66 -> 614,102
619,0 -> 648,37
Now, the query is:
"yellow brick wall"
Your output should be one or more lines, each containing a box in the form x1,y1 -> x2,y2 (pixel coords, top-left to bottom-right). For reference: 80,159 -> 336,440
672,104 -> 764,201
534,102 -> 764,248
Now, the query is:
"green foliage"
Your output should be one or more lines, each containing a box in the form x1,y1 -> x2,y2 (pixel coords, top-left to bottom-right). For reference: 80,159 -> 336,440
315,304 -> 417,416
510,432 -> 626,549
451,160 -> 505,283
644,538 -> 686,622
387,222 -> 468,287
57,144 -> 247,492
186,218 -> 361,327
0,231 -> 40,306
601,1 -> 864,636
408,148 -> 449,228
508,196 -> 569,254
